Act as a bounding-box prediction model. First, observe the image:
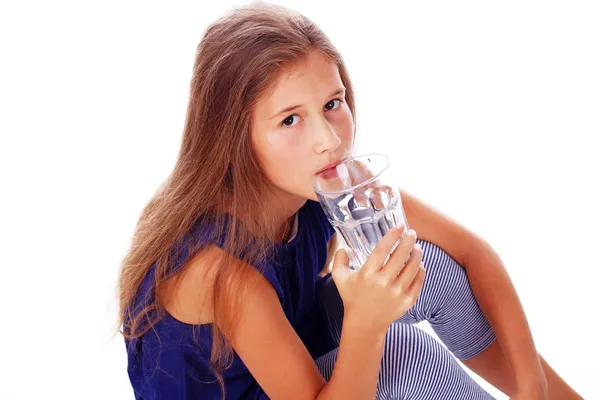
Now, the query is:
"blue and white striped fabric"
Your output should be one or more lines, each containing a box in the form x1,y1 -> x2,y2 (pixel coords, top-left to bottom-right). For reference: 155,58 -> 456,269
314,239 -> 498,400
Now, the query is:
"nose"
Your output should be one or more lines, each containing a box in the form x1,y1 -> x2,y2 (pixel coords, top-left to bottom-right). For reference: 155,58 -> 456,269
312,116 -> 341,154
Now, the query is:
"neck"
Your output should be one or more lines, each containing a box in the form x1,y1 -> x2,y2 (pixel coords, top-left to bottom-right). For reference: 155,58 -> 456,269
276,213 -> 297,243
224,194 -> 306,244
262,189 -> 306,242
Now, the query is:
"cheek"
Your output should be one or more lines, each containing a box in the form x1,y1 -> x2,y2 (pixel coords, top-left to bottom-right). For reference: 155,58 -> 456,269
259,136 -> 307,182
332,105 -> 355,143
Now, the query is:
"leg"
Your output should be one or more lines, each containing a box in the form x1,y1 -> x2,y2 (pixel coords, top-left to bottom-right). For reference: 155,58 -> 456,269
314,322 -> 497,399
396,239 -> 497,359
315,272 -> 496,399
315,241 -> 496,358
407,240 -> 582,399
461,341 -> 584,400
317,239 -> 583,398
537,355 -> 584,400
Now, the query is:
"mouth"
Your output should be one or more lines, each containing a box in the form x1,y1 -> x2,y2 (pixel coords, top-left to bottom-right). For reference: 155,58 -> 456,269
316,159 -> 343,175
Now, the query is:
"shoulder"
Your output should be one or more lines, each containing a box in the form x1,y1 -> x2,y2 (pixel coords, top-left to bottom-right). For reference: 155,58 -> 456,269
158,243 -> 282,326
158,244 -> 225,325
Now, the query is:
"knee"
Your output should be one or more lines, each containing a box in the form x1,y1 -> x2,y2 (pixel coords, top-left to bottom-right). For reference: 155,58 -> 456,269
417,239 -> 472,307
378,323 -> 458,396
378,323 -> 496,400
418,239 -> 467,277
382,323 -> 443,366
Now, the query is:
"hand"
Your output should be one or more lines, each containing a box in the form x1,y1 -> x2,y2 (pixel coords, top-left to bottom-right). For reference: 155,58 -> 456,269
331,224 -> 426,333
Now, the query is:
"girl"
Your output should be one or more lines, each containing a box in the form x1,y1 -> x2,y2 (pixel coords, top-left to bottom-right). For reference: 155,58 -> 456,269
118,2 -> 582,399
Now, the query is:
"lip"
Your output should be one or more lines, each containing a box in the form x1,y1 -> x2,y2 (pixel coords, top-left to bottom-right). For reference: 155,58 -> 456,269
316,159 -> 343,175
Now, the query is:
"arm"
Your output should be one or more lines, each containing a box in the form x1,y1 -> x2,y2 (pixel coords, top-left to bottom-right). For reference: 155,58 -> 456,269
219,253 -> 386,399
318,314 -> 387,399
461,241 -> 546,388
399,188 -> 546,389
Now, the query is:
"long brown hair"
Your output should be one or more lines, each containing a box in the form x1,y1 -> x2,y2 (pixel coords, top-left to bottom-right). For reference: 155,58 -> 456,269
118,2 -> 356,398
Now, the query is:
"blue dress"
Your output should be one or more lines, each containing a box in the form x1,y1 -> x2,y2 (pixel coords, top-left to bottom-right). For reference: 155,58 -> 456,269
125,199 -> 338,399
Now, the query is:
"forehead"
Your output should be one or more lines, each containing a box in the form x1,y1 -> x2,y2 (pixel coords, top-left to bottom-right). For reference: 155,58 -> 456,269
257,51 -> 343,112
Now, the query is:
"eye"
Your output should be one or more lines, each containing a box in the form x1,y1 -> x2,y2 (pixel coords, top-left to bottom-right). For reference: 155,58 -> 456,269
282,114 -> 300,127
325,98 -> 342,111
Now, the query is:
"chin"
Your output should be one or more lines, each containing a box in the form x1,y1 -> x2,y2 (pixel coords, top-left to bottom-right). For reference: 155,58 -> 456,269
307,191 -> 319,202
304,181 -> 320,202
288,179 -> 322,203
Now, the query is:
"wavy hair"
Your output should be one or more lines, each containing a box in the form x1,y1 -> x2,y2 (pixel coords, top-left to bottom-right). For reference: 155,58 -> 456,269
118,2 -> 356,398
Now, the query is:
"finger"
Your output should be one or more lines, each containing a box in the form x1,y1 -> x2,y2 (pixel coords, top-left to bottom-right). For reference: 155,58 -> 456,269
353,181 -> 389,210
369,182 -> 394,210
331,248 -> 352,281
360,179 -> 383,209
361,223 -> 406,275
348,160 -> 374,186
353,190 -> 370,208
349,158 -> 373,177
381,232 -> 419,281
404,264 -> 426,302
391,244 -> 423,289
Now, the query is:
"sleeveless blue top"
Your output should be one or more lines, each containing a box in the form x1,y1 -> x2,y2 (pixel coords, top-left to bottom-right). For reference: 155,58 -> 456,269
125,200 -> 338,399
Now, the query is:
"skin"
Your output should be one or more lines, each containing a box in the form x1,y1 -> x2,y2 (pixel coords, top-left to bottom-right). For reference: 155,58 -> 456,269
249,50 -> 583,399
250,50 -> 355,238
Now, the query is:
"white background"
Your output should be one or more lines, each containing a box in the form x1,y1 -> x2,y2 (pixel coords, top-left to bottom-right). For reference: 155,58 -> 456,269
1,1 -> 598,398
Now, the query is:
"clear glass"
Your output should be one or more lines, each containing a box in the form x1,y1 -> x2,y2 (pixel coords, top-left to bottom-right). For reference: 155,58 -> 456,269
313,153 -> 410,271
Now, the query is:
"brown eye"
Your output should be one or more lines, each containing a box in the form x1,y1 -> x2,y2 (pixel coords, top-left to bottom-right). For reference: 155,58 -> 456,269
325,98 -> 342,111
282,115 -> 300,127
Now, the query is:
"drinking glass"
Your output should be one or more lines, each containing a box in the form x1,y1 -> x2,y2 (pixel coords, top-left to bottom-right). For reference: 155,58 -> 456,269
313,153 -> 410,270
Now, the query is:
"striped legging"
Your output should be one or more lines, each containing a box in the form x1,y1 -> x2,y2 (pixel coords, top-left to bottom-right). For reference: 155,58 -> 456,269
313,239 -> 498,400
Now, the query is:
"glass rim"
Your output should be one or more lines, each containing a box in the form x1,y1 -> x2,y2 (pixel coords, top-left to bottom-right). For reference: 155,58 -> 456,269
312,153 -> 390,196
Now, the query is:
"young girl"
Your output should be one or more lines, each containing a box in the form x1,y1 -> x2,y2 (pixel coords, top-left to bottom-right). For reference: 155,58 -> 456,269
118,3 -> 582,399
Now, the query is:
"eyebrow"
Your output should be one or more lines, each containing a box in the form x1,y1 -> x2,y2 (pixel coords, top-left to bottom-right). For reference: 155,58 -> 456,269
269,87 -> 346,120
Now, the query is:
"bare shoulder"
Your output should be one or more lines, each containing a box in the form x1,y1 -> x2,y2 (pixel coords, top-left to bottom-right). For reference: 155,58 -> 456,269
223,252 -> 327,399
159,241 -> 328,399
158,244 -> 224,325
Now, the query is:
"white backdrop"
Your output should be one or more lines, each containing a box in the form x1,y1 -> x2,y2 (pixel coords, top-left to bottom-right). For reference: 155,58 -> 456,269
0,1 -> 598,398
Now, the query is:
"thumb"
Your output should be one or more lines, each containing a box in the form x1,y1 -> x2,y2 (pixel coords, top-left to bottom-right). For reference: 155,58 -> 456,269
331,248 -> 351,279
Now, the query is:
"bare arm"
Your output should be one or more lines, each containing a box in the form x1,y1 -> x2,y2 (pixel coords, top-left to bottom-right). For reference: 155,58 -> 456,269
316,314 -> 386,399
399,187 -> 546,389
220,252 -> 386,399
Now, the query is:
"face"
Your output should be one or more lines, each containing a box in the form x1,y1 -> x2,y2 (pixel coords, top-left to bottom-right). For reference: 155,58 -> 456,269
250,51 -> 355,212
